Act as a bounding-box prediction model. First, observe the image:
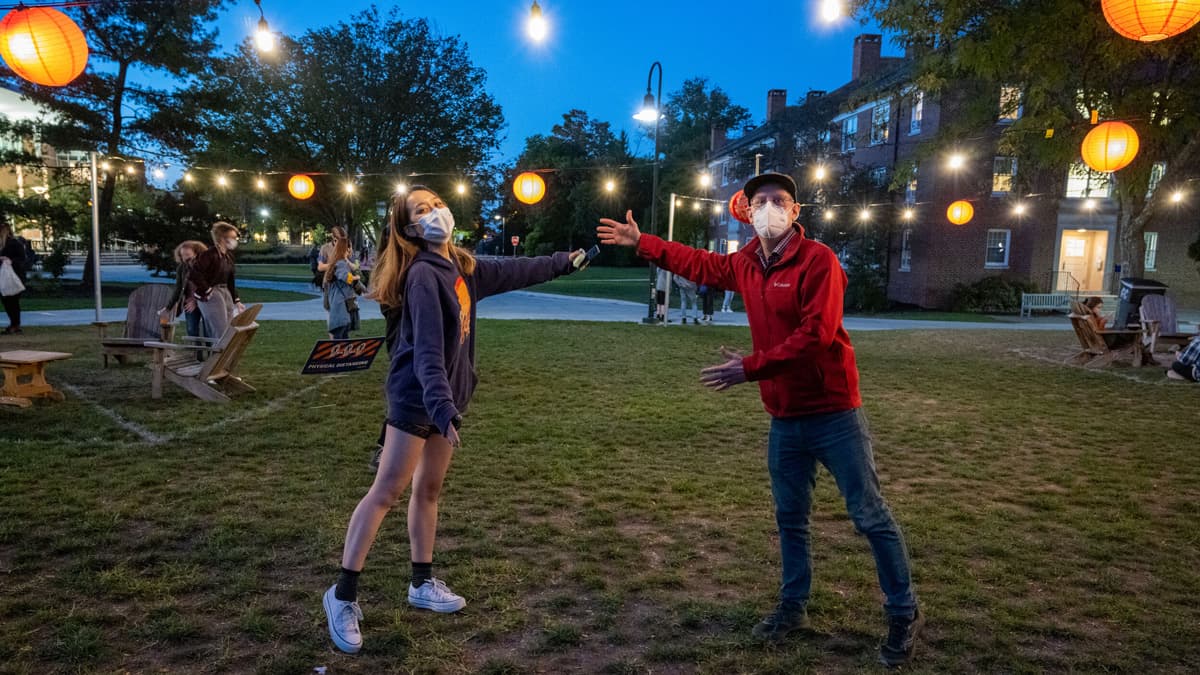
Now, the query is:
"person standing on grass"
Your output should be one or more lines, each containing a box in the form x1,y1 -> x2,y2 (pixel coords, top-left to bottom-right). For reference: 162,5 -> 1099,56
190,222 -> 245,340
322,185 -> 586,655
598,172 -> 922,669
324,229 -> 365,340
161,240 -> 208,341
0,220 -> 28,334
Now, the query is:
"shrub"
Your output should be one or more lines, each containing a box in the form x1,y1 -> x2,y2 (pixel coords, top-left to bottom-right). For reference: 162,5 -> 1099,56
42,241 -> 70,279
949,275 -> 1039,313
844,261 -> 890,313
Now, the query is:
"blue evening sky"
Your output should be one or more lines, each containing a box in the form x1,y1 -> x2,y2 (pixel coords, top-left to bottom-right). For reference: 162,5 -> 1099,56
210,1 -> 895,163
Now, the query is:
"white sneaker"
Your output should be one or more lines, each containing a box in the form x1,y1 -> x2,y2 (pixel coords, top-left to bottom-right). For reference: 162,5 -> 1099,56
323,585 -> 363,654
408,578 -> 467,613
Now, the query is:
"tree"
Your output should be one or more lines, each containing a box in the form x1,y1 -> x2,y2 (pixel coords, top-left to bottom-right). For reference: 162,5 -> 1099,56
110,191 -> 218,275
854,0 -> 1200,280
3,0 -> 229,287
167,6 -> 504,246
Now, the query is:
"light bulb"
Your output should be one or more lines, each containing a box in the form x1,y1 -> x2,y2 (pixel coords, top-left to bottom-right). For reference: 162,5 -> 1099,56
527,0 -> 548,42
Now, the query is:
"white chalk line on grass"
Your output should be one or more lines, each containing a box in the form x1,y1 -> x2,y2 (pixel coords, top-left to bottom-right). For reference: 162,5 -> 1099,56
1008,348 -> 1172,385
61,378 -> 335,446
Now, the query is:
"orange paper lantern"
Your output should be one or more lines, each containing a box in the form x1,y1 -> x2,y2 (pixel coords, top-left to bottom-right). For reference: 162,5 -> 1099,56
1081,121 -> 1140,172
0,7 -> 89,87
1101,0 -> 1200,42
513,172 -> 546,205
729,191 -> 751,224
288,174 -> 315,200
946,200 -> 974,225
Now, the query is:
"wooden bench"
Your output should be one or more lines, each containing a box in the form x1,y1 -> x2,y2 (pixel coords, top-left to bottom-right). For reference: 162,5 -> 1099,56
1020,292 -> 1072,317
0,350 -> 72,408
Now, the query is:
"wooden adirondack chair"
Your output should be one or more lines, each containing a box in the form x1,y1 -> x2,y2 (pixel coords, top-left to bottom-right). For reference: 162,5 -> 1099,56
1068,313 -> 1146,367
1139,294 -> 1199,353
147,304 -> 262,402
93,284 -> 177,367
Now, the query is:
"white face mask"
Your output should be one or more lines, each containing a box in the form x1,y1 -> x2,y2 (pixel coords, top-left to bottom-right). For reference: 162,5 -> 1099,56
225,238 -> 239,250
417,207 -> 454,244
752,202 -> 793,239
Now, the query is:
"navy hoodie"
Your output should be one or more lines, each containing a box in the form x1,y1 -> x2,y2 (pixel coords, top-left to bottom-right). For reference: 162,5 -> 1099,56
386,250 -> 575,436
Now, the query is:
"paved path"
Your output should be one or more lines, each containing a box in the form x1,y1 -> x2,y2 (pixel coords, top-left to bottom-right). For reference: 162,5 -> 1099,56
28,263 -> 1192,333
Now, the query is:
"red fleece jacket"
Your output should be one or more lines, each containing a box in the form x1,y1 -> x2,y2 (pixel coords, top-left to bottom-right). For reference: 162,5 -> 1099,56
637,227 -> 862,417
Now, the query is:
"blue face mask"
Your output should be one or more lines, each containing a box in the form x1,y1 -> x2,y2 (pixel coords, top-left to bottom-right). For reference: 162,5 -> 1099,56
415,207 -> 454,244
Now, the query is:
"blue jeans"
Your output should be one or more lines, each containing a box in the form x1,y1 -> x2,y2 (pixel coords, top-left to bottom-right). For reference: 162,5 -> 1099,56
767,408 -> 917,617
330,325 -> 350,340
184,308 -> 205,340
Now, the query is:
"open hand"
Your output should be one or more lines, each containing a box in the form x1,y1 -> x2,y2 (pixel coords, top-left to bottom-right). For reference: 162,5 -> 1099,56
597,210 -> 642,248
445,424 -> 461,448
699,345 -> 748,391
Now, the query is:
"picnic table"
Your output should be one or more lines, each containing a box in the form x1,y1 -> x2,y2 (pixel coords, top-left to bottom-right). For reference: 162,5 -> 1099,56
0,350 -> 73,408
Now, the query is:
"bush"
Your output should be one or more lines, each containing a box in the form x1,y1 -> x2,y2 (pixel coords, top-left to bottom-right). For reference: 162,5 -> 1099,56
844,262 -> 890,313
42,241 -> 70,279
949,275 -> 1039,313
234,252 -> 311,264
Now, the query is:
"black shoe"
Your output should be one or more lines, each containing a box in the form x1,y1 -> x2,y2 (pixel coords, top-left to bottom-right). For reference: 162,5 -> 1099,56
879,607 -> 924,668
368,446 -> 382,471
2,326 -> 20,335
751,601 -> 809,643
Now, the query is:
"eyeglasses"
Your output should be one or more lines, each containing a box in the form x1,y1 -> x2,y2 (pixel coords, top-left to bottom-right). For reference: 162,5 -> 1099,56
750,196 -> 795,209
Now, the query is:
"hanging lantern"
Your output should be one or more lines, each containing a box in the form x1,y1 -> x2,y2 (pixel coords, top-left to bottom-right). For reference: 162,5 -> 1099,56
1101,0 -> 1200,42
513,171 -> 546,205
946,200 -> 974,225
288,174 -> 315,200
1081,121 -> 1140,172
0,7 -> 89,87
729,191 -> 751,224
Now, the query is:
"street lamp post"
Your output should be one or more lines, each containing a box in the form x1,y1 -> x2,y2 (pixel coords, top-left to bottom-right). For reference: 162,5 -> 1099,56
494,213 -> 506,256
634,61 -> 664,324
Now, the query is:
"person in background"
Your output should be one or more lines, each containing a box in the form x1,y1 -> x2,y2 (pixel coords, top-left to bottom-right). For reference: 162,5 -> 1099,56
1082,296 -> 1111,331
722,288 -> 736,313
1166,335 -> 1200,382
698,283 -> 716,325
0,220 -> 28,335
324,229 -> 364,340
161,240 -> 208,341
655,267 -> 671,323
321,185 -> 585,655
190,222 -> 245,340
673,273 -> 699,325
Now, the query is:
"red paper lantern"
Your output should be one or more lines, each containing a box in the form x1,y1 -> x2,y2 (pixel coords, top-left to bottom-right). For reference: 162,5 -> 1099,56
513,172 -> 546,205
729,191 -> 751,224
1081,121 -> 1140,173
288,174 -> 315,200
0,7 -> 89,87
946,200 -> 974,225
1102,0 -> 1200,42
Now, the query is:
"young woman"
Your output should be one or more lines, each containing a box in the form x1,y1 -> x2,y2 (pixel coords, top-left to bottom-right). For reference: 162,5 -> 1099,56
162,240 -> 209,340
322,185 -> 583,654
0,221 -> 27,334
190,222 -> 245,340
323,226 -> 363,340
1082,296 -> 1110,331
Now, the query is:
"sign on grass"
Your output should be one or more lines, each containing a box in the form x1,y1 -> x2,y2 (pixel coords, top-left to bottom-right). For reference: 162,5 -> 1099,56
300,337 -> 386,374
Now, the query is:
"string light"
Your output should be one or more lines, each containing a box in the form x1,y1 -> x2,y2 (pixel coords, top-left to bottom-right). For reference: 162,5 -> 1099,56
712,204 -> 722,215
604,179 -> 615,193
527,0 -> 548,43
859,208 -> 871,222
692,201 -> 702,211
100,161 -> 112,171
253,0 -> 275,52
902,208 -> 914,220
395,183 -> 407,194
456,182 -> 467,195
698,172 -> 712,188
814,165 -> 828,181
947,153 -> 966,171
824,210 -> 835,221
216,174 -> 229,187
1013,203 -> 1027,216
255,177 -> 267,190
124,165 -> 136,175
152,168 -> 165,180
343,182 -> 356,194
1083,198 -> 1096,211
1171,190 -> 1185,203
183,172 -> 194,182
819,0 -> 843,23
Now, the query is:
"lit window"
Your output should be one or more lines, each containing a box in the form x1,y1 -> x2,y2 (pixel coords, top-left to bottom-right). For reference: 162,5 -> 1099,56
871,103 -> 890,145
909,91 -> 923,135
1065,162 -> 1114,198
721,160 -> 732,186
1148,162 -> 1166,197
905,164 -> 918,204
869,166 -> 888,187
992,156 -> 1018,194
900,228 -> 913,271
985,229 -> 1011,268
999,86 -> 1023,122
1145,232 -> 1158,271
841,116 -> 857,152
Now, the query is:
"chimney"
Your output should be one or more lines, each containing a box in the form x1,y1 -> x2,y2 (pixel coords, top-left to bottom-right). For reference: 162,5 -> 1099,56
852,34 -> 883,81
710,126 -> 728,154
767,89 -> 787,122
805,90 -> 827,104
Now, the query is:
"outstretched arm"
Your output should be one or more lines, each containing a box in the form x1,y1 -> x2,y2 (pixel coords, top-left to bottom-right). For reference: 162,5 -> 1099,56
473,250 -> 585,300
598,210 -> 737,291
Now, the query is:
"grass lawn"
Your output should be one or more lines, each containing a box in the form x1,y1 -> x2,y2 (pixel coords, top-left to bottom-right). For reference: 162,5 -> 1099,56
237,264 -> 317,283
20,282 -> 313,311
2,322 -> 1198,673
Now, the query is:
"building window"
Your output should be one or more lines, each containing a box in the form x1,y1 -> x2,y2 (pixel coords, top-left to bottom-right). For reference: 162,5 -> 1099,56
909,91 -> 923,135
1065,162 -> 1114,198
1145,232 -> 1158,271
985,229 -> 1011,268
869,166 -> 888,187
905,164 -> 918,204
871,103 -> 890,145
841,116 -> 857,152
992,156 -> 1018,195
1148,161 -> 1166,197
818,129 -> 831,147
999,86 -> 1023,122
721,160 -> 732,186
899,228 -> 913,271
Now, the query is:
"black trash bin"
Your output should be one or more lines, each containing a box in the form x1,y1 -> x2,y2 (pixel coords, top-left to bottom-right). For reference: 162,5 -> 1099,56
1114,278 -> 1168,328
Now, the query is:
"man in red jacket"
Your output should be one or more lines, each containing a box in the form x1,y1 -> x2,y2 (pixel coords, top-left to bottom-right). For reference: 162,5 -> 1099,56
598,173 -> 921,668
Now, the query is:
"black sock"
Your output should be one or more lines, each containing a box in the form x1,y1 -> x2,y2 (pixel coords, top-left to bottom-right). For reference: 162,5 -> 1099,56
411,561 -> 433,588
335,567 -> 360,602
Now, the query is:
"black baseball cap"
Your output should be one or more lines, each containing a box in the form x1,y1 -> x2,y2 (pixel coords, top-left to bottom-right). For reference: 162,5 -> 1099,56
742,172 -> 797,202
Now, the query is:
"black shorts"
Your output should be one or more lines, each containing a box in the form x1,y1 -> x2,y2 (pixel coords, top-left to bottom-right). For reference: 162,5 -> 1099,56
386,418 -> 436,438
655,290 -> 666,304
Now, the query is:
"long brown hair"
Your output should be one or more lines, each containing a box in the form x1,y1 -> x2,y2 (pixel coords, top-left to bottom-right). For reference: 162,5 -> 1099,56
370,186 -> 476,309
173,240 -> 207,264
323,225 -> 350,284
210,222 -> 239,257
